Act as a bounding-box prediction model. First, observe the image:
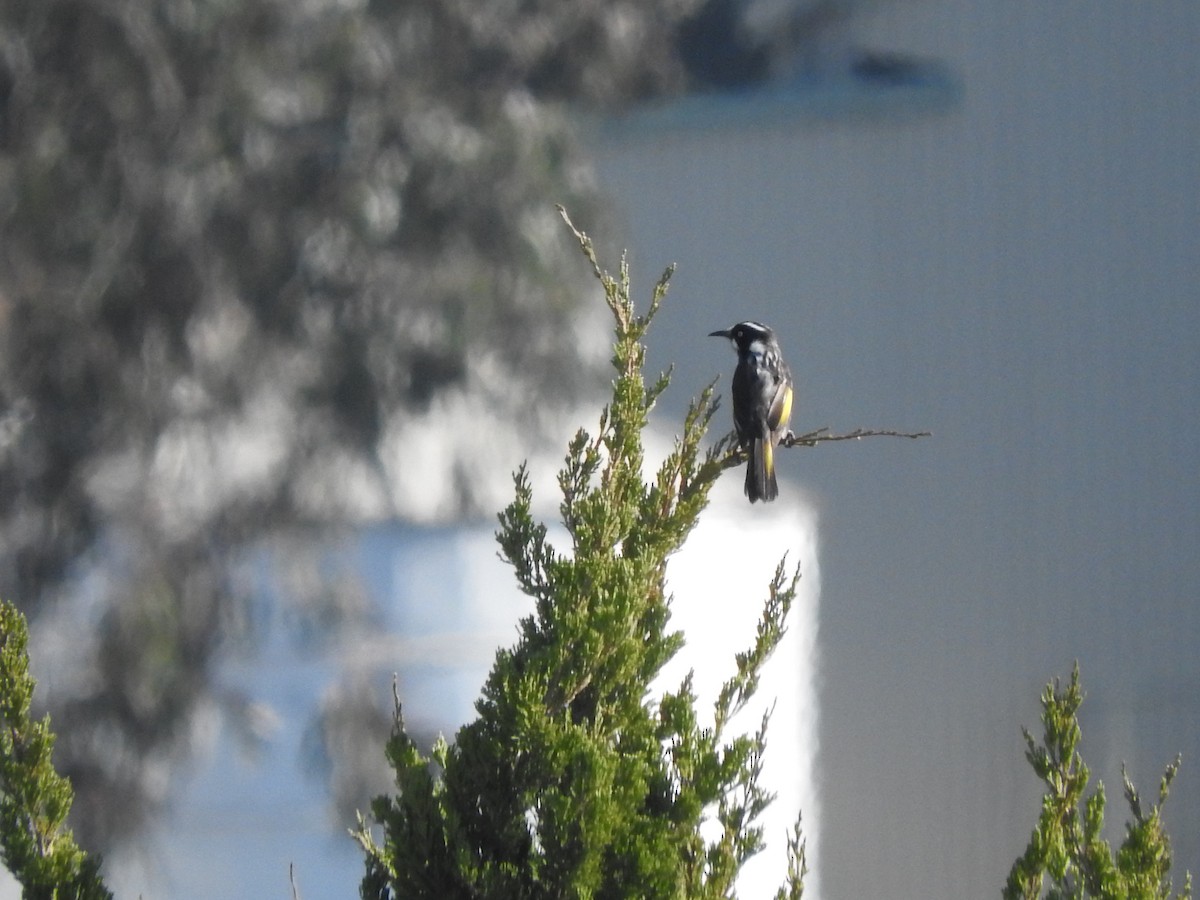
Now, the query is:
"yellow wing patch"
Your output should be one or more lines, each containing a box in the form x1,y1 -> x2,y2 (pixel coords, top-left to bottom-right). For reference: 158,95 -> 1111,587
769,383 -> 793,434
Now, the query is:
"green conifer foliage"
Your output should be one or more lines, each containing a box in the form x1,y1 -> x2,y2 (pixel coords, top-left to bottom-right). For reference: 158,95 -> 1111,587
355,210 -> 807,899
0,599 -> 111,899
1005,665 -> 1191,900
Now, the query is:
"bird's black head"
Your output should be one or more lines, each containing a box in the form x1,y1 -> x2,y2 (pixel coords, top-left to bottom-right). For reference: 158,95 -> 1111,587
708,321 -> 776,351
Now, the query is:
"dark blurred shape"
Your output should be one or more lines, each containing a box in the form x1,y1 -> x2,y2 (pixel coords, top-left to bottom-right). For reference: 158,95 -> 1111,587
677,0 -> 945,93
851,50 -> 943,85
678,0 -> 772,90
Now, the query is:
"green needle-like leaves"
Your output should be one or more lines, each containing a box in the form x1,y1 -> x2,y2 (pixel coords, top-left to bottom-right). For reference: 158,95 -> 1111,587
357,212 -> 805,899
0,599 -> 112,900
1005,665 -> 1191,900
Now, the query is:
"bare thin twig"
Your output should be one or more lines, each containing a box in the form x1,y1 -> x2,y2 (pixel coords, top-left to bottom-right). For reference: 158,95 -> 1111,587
713,425 -> 929,473
782,426 -> 931,448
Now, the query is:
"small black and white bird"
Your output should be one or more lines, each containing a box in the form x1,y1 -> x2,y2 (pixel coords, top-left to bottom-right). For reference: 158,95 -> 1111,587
709,321 -> 794,503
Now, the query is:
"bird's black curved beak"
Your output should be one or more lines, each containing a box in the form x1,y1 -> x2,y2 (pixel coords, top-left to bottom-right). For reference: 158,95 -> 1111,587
708,328 -> 731,339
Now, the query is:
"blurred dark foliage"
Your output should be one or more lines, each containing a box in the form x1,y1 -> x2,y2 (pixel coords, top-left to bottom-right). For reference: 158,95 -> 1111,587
303,674 -> 397,830
0,0 -> 712,854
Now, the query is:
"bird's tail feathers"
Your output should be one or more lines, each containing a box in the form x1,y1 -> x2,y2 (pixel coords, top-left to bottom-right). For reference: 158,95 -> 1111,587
745,436 -> 779,503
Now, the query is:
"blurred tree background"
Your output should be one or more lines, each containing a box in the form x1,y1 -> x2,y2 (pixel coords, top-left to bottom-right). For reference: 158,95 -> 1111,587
0,0 -> 762,856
